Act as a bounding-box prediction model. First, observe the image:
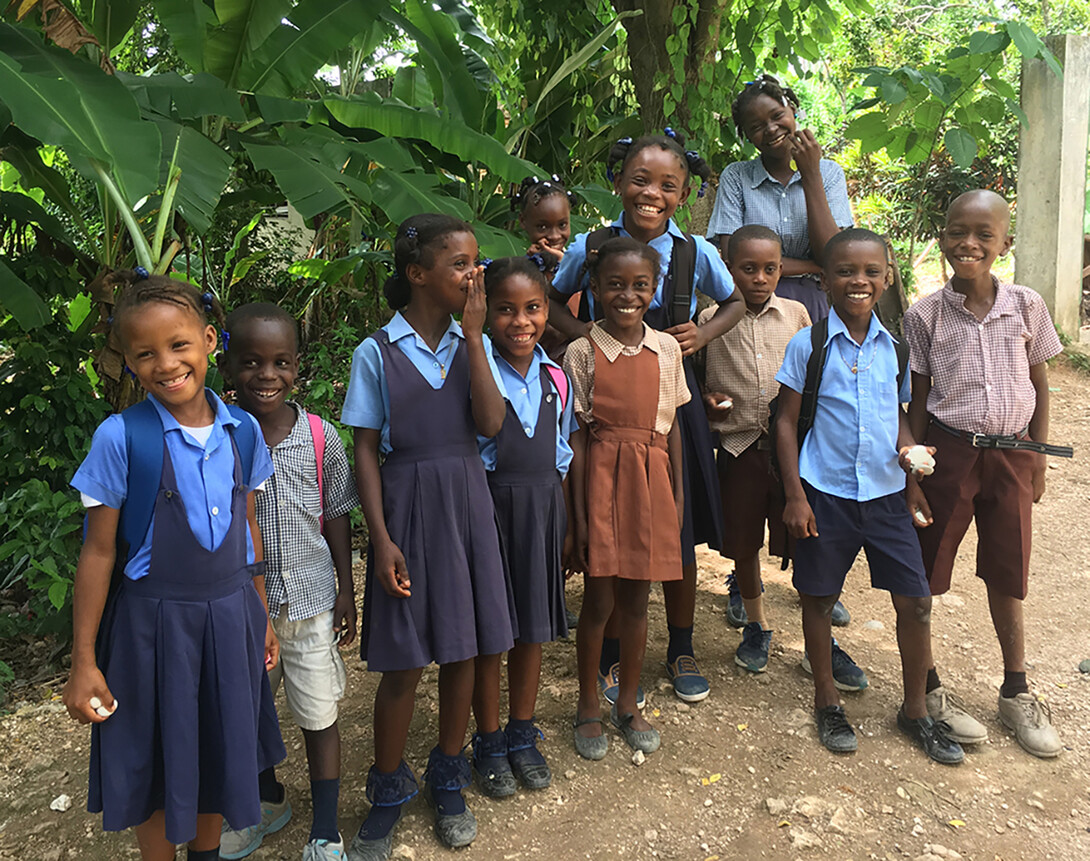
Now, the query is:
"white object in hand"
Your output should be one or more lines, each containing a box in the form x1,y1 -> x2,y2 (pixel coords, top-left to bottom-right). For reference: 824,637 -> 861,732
914,509 -> 929,525
89,696 -> 102,709
718,397 -> 733,409
903,445 -> 935,476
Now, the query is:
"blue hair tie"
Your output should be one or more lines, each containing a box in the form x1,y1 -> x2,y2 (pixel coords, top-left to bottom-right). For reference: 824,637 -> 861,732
697,179 -> 709,198
527,253 -> 547,272
133,266 -> 149,280
405,226 -> 418,239
221,330 -> 231,351
664,127 -> 677,139
201,292 -> 214,312
478,257 -> 493,269
606,137 -> 634,183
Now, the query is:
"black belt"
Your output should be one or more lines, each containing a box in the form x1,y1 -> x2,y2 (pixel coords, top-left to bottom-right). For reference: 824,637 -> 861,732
931,418 -> 1073,458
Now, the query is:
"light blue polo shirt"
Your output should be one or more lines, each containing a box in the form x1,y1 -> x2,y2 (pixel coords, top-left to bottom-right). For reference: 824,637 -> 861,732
341,311 -> 508,453
478,343 -> 575,476
71,390 -> 274,580
552,213 -> 735,320
775,309 -> 910,502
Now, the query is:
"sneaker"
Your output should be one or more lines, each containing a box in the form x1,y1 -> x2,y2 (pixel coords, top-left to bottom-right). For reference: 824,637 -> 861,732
998,692 -> 1062,758
666,654 -> 710,702
304,834 -> 345,860
735,623 -> 771,673
220,793 -> 292,859
815,704 -> 858,753
725,572 -> 747,628
801,639 -> 869,692
897,708 -> 964,764
926,686 -> 988,744
470,731 -> 516,798
831,599 -> 851,627
598,662 -> 645,709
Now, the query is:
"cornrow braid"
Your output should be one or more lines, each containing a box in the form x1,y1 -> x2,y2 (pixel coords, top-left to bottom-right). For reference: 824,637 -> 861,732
111,270 -> 226,339
510,174 -> 575,213
384,213 -> 474,310
731,74 -> 802,143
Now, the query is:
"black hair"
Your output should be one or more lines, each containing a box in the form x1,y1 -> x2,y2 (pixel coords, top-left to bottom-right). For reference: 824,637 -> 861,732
823,227 -> 888,262
605,130 -> 712,194
587,236 -> 661,282
731,74 -> 802,142
510,175 -> 575,213
384,213 -> 475,310
483,256 -> 549,301
727,224 -> 783,261
110,269 -> 225,344
223,302 -> 298,354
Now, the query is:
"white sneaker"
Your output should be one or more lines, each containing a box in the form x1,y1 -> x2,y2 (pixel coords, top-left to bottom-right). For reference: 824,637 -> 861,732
998,692 -> 1062,758
220,794 -> 292,859
303,833 -> 345,860
926,686 -> 988,744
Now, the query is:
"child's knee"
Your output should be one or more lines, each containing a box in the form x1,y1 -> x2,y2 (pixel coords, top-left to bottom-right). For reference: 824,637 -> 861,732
615,581 -> 651,619
896,594 -> 932,624
802,593 -> 840,618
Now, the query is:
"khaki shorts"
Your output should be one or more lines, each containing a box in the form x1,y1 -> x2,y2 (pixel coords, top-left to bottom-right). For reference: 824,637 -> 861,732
268,608 -> 347,731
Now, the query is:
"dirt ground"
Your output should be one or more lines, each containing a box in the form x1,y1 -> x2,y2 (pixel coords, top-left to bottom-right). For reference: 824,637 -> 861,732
2,360 -> 1089,861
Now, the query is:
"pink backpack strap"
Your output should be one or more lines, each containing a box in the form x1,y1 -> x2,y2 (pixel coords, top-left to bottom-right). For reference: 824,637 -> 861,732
544,365 -> 568,411
306,413 -> 326,532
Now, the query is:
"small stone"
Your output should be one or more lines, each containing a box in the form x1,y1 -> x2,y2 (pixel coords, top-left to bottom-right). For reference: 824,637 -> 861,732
632,749 -> 646,766
645,828 -> 658,841
939,594 -> 965,608
896,786 -> 909,800
678,766 -> 701,777
704,798 -> 713,807
564,769 -> 576,780
1027,798 -> 1044,810
1079,659 -> 1090,674
828,807 -> 854,835
862,620 -> 885,631
747,766 -> 756,774
49,794 -> 72,812
676,703 -> 691,713
788,826 -> 822,849
766,797 -> 789,816
881,804 -> 894,814
391,844 -> 415,860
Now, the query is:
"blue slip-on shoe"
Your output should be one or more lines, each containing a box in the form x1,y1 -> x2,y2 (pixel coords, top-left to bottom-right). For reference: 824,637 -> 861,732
220,793 -> 292,859
598,662 -> 645,709
831,599 -> 851,627
666,654 -> 710,703
735,623 -> 772,673
801,639 -> 869,692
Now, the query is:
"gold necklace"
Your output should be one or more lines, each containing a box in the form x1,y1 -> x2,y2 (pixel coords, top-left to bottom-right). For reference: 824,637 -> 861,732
837,339 -> 877,375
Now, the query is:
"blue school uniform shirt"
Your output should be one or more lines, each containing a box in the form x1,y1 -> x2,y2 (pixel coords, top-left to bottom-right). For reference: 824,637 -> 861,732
552,214 -> 735,320
775,309 -> 910,502
478,343 -> 575,476
71,389 -> 274,580
341,311 -> 508,452
704,158 -> 854,260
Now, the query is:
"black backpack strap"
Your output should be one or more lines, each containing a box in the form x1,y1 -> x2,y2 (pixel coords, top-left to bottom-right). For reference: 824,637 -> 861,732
576,226 -> 619,322
893,335 -> 910,399
797,318 -> 830,445
669,234 -> 697,327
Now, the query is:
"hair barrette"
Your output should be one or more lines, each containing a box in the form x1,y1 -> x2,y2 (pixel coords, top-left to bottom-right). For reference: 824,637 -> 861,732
221,330 -> 231,351
550,174 -> 560,182
478,258 -> 493,269
686,149 -> 700,162
201,291 -> 214,312
664,127 -> 677,139
405,226 -> 418,239
134,265 -> 149,281
619,136 -> 633,145
697,179 -> 709,198
527,252 -> 547,272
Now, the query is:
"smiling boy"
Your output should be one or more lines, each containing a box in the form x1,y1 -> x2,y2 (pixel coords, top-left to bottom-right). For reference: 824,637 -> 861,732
903,190 -> 1064,758
775,229 -> 962,764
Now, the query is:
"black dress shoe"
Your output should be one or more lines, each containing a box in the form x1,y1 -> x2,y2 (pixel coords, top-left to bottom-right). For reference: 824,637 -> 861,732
897,708 -> 965,764
815,705 -> 858,752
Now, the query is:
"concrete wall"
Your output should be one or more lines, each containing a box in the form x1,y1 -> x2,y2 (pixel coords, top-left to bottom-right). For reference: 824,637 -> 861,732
1015,34 -> 1090,337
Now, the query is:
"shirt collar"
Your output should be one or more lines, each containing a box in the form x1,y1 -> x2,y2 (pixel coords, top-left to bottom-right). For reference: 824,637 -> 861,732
747,158 -> 799,190
825,307 -> 894,348
611,212 -> 685,241
940,275 -> 1013,318
590,321 -> 660,362
493,343 -> 558,380
386,310 -> 463,348
147,388 -> 239,434
748,293 -> 789,319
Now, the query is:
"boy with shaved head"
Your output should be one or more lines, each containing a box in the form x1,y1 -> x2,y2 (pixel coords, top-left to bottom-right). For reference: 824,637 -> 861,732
903,189 -> 1064,758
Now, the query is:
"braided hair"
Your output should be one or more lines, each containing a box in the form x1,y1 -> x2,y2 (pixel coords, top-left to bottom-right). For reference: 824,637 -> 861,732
731,74 -> 802,143
111,268 -> 225,344
605,129 -> 712,197
385,213 -> 475,310
482,256 -> 550,302
587,236 -> 661,284
510,175 -> 575,213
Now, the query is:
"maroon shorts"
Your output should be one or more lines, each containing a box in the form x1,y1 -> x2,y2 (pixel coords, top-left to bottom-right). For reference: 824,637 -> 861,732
917,422 -> 1035,599
716,442 -> 789,561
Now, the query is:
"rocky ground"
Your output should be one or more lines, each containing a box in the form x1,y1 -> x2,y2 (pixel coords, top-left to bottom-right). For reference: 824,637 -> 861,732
1,359 -> 1088,861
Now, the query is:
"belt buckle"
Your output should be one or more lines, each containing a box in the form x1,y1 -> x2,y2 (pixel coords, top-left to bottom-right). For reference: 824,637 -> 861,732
970,433 -> 988,448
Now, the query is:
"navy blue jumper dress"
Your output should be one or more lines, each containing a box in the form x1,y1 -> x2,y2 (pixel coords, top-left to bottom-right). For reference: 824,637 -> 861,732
360,332 -> 516,672
89,435 -> 285,844
488,365 -> 568,644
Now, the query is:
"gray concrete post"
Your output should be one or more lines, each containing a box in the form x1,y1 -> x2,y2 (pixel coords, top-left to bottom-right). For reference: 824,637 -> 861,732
1015,34 -> 1089,338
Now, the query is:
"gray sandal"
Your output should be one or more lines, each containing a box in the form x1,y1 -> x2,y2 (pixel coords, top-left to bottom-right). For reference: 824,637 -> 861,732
572,715 -> 609,760
610,704 -> 661,753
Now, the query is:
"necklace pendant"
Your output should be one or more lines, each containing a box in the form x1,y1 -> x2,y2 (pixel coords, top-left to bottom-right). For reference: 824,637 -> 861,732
440,364 -> 446,380
851,364 -> 858,374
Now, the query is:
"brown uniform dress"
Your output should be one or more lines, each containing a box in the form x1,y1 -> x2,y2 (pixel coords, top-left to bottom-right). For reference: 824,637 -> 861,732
584,339 -> 682,582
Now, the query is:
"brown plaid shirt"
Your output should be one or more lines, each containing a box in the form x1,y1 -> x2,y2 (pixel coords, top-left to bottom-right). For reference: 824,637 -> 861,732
564,323 -> 690,435
698,295 -> 811,455
902,278 -> 1062,435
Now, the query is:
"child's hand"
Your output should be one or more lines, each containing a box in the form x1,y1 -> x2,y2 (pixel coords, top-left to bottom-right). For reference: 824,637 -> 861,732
62,665 -> 116,724
264,622 -> 280,670
790,128 -> 822,176
664,321 -> 704,357
461,264 -> 488,337
783,498 -> 819,539
375,539 -> 411,598
906,478 -> 933,528
1032,452 -> 1046,502
528,240 -> 564,262
703,393 -> 732,417
332,590 -> 358,647
898,444 -> 936,478
571,518 -> 590,575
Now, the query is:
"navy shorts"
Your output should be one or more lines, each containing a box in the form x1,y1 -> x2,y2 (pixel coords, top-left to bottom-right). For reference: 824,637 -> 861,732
792,482 -> 930,598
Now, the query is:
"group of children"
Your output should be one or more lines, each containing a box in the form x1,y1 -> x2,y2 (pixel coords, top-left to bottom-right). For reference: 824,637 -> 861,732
62,86 -> 1066,861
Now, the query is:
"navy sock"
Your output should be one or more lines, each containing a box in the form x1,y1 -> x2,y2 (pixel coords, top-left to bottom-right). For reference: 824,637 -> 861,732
309,778 -> 340,843
667,624 -> 694,664
926,668 -> 942,694
187,849 -> 219,861
599,637 -> 620,676
258,767 -> 284,805
432,786 -> 466,816
357,803 -> 402,841
1001,671 -> 1029,698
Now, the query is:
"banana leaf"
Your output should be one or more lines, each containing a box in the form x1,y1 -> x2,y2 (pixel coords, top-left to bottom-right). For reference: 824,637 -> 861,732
0,257 -> 50,330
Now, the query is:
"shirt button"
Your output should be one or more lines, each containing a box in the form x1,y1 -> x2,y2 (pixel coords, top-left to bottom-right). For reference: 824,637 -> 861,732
986,384 -> 992,392
759,389 -> 766,396
211,506 -> 219,516
204,453 -> 210,461
433,361 -> 439,367
783,216 -> 789,221
524,425 -> 532,433
782,192 -> 787,198
859,427 -> 865,433
284,572 -> 291,580
978,324 -> 984,331
756,353 -> 762,359
521,387 -> 527,394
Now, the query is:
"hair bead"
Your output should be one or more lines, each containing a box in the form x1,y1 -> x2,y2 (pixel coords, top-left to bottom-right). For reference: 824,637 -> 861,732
133,266 -> 149,281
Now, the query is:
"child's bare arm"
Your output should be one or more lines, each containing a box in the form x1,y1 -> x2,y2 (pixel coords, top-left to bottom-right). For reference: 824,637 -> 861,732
548,286 -> 592,341
1028,361 -> 1050,502
325,514 -> 356,645
670,293 -> 744,356
62,505 -> 119,724
462,264 -> 507,437
247,492 -> 279,670
775,387 -> 818,538
668,420 -> 684,531
906,371 -> 931,443
354,428 -> 410,598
